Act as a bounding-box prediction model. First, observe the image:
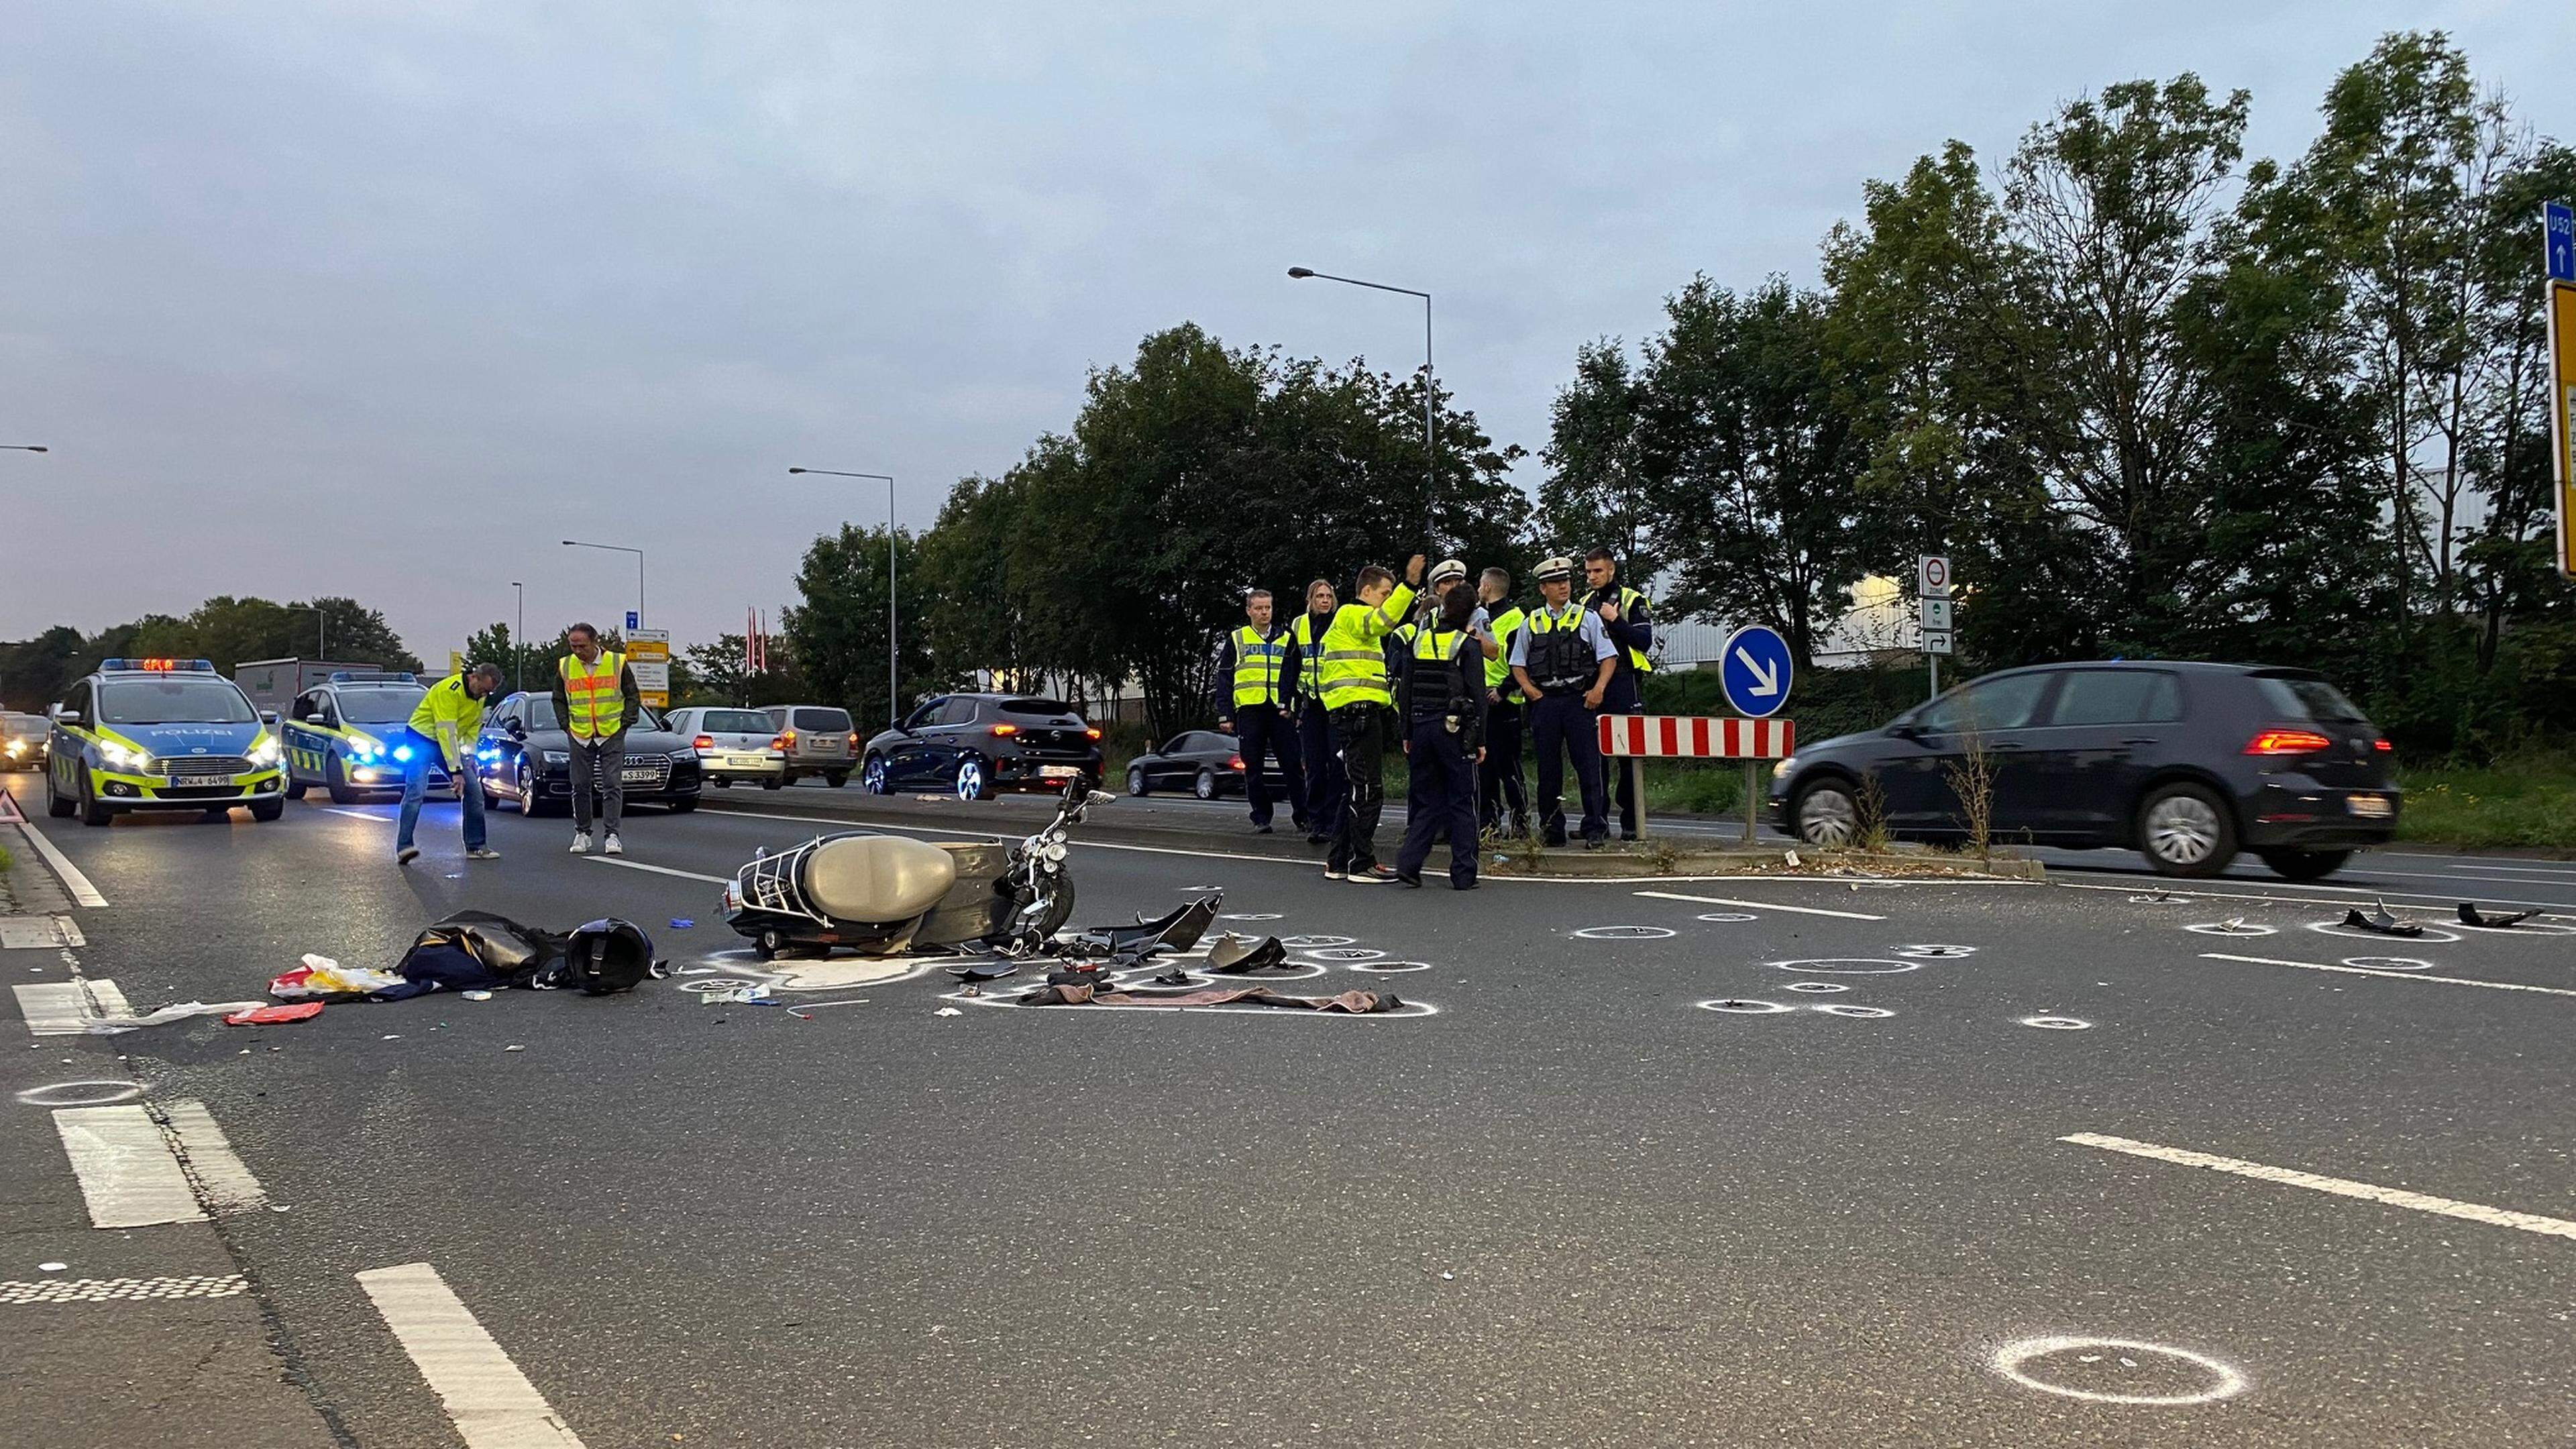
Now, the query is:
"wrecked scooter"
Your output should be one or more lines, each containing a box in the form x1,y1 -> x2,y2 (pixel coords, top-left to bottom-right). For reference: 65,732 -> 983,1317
723,775 -> 1114,959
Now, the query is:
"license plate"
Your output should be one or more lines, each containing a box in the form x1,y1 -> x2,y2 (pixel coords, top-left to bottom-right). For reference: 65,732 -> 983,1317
170,775 -> 237,790
727,755 -> 767,768
2347,794 -> 2393,819
621,767 -> 661,784
1038,765 -> 1079,780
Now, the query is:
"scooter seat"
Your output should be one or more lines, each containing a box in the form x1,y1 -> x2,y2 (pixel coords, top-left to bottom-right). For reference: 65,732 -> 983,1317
803,835 -> 959,922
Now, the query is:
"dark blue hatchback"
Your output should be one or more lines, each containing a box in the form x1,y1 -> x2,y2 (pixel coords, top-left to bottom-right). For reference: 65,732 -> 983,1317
1766,661 -> 2398,879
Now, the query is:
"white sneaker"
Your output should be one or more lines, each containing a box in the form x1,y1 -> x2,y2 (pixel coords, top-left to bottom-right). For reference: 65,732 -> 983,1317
602,833 -> 624,857
568,833 -> 590,854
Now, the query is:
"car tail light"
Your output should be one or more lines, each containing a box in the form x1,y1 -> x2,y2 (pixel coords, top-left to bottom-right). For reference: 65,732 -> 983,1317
2373,739 -> 2392,751
1084,726 -> 1103,740
847,732 -> 859,750
989,722 -> 1020,737
1228,755 -> 1245,769
775,730 -> 796,749
2243,729 -> 2332,755
692,734 -> 713,750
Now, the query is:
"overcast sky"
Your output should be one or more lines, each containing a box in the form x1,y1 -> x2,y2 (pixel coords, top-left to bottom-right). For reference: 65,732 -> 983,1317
5,1 -> 2568,658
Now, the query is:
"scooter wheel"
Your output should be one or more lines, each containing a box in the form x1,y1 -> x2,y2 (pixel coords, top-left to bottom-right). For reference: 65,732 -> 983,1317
756,930 -> 786,961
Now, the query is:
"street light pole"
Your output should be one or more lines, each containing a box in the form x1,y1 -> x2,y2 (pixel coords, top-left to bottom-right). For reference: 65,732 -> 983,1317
787,467 -> 900,730
511,581 -> 525,692
560,540 -> 645,634
291,604 -> 326,659
1,445 -> 47,453
1287,267 -> 1436,553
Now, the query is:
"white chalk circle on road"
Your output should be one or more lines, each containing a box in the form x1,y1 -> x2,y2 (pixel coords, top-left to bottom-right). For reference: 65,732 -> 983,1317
1812,1004 -> 1894,1019
1990,1335 -> 2248,1405
1697,998 -> 1794,1015
2018,1016 -> 2093,1031
1302,947 -> 1387,963
1279,934 -> 1354,949
1219,912 -> 1283,922
1573,926 -> 1678,940
2339,956 -> 2434,971
2184,922 -> 2277,937
15,1080 -> 145,1108
1894,944 -> 1978,959
1784,981 -> 1851,994
1695,912 -> 1758,923
1765,958 -> 1921,975
1349,960 -> 1432,974
2305,920 -> 2461,945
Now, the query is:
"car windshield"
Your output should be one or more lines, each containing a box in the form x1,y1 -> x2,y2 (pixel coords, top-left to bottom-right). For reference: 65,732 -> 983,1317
335,686 -> 424,724
99,678 -> 257,726
1914,673 -> 2050,733
2256,675 -> 2366,722
700,709 -> 773,732
1,714 -> 44,738
792,708 -> 851,731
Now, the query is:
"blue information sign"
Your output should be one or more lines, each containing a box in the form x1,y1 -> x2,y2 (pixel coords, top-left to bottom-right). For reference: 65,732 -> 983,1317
2548,202 -> 2575,283
625,610 -> 641,632
1719,625 -> 1794,719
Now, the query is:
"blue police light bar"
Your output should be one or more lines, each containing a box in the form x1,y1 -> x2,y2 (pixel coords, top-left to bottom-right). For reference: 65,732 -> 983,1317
329,670 -> 420,684
101,658 -> 215,672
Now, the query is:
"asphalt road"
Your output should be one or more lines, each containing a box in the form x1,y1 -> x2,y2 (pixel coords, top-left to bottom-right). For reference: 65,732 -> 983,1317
6,771 -> 2575,1447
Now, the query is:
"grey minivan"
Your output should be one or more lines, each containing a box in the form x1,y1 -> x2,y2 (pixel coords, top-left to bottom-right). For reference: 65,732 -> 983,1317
763,704 -> 857,786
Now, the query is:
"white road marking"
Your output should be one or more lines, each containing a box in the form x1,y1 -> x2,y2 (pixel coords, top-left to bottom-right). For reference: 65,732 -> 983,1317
2061,1132 -> 2576,1241
2055,876 -> 2573,916
2196,951 -> 2576,999
356,1261 -> 588,1449
1633,890 -> 1885,921
13,981 -> 94,1035
579,857 -> 730,884
323,807 -> 383,819
159,1099 -> 268,1212
52,1105 -> 205,1228
0,1273 -> 248,1305
0,914 -> 83,949
7,819 -> 107,906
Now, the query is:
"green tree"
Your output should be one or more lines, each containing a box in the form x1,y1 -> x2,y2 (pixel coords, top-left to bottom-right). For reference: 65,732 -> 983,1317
781,525 -> 941,732
680,633 -> 804,708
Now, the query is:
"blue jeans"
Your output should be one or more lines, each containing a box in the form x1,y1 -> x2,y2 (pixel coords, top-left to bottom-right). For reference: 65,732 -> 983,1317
397,728 -> 485,852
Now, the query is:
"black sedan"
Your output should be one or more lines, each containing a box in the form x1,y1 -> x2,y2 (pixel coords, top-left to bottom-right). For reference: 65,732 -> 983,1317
1766,660 -> 2398,879
1126,729 -> 1291,800
859,694 -> 1104,800
471,693 -> 702,816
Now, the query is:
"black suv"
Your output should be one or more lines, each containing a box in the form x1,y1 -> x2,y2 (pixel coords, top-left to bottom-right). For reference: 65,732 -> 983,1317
858,694 -> 1104,800
1766,661 -> 2398,879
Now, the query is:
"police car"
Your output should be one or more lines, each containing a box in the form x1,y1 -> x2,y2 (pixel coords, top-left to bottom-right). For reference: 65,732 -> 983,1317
278,670 -> 453,804
44,659 -> 288,825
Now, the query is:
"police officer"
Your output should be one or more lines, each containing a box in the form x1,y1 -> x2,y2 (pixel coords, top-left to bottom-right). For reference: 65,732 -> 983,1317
1315,553 -> 1425,882
1581,547 -> 1656,840
1214,589 -> 1308,835
1474,566 -> 1529,837
1277,579 -> 1343,845
1393,585 -> 1487,890
396,662 -> 502,866
1511,557 -> 1617,849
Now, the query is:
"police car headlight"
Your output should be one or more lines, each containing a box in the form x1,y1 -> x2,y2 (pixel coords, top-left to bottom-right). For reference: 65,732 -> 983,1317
101,741 -> 151,771
250,735 -> 281,766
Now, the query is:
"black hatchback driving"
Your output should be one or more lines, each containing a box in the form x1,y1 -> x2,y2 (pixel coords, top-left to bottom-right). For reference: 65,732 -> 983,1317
857,694 -> 1104,800
1766,661 -> 2398,879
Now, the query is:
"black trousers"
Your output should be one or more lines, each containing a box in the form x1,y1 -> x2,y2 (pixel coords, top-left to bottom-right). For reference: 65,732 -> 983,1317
1232,702 -> 1307,828
1327,703 -> 1391,872
1479,698 -> 1527,832
1529,692 -> 1608,844
1396,719 -> 1479,886
1297,702 -> 1344,840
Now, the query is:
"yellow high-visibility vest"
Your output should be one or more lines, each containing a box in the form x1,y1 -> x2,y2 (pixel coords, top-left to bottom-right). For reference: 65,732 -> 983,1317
1589,585 -> 1654,674
1482,605 -> 1525,690
559,651 -> 626,740
1229,625 -> 1287,708
1314,585 -> 1415,710
1290,612 -> 1330,700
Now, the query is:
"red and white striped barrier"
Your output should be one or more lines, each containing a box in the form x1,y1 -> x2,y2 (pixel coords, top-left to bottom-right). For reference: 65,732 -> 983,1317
1597,714 -> 1794,759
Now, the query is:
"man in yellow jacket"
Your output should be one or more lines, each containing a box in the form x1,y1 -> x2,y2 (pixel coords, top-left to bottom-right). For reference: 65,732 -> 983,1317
551,623 -> 643,856
398,662 -> 502,865
1316,553 -> 1425,882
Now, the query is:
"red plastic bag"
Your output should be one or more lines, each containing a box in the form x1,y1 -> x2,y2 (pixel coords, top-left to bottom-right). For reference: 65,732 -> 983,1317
223,1002 -> 325,1026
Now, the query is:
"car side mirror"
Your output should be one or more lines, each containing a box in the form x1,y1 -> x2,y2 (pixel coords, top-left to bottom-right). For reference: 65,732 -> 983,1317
53,706 -> 83,727
260,709 -> 280,725
1888,721 -> 1920,740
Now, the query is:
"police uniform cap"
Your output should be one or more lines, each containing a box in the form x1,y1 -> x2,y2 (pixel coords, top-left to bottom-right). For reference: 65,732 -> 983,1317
1534,555 -> 1575,582
1429,557 -> 1469,585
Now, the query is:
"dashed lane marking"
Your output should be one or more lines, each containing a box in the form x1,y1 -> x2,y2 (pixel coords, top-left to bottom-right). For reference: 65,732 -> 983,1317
357,1262 -> 590,1448
1633,890 -> 1885,921
0,914 -> 83,949
52,1105 -> 204,1228
12,977 -> 127,1036
6,818 -> 107,906
2196,952 -> 2576,999
2061,1132 -> 2576,1242
1,1273 -> 248,1305
579,857 -> 731,884
160,1098 -> 268,1213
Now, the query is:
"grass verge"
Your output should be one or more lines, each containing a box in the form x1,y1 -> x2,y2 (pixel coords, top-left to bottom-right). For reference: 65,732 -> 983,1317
2396,754 -> 2576,854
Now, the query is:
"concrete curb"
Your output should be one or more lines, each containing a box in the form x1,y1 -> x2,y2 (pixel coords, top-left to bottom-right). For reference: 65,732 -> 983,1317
1485,844 -> 2046,881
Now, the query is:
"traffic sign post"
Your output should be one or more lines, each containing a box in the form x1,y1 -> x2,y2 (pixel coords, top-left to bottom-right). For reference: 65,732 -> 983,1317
627,629 -> 672,712
2547,201 -> 2575,284
1597,713 -> 1795,845
1918,555 -> 1953,699
625,610 -> 641,633
1709,625 -> 1796,843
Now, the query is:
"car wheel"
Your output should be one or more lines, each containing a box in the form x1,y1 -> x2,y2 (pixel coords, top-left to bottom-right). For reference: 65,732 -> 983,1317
1194,767 -> 1218,801
761,775 -> 784,790
955,757 -> 989,801
2137,782 -> 2237,877
326,755 -> 363,805
2257,847 -> 2351,882
713,777 -> 731,788
46,765 -> 74,818
669,796 -> 699,814
1792,777 -> 1859,847
861,755 -> 890,794
249,798 -> 284,822
78,772 -> 112,827
517,759 -> 551,817
1128,765 -> 1150,797
284,771 -> 307,800
824,770 -> 850,789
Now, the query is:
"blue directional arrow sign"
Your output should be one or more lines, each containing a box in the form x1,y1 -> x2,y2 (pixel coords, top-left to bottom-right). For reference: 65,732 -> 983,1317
1719,625 -> 1794,719
2548,202 -> 2575,282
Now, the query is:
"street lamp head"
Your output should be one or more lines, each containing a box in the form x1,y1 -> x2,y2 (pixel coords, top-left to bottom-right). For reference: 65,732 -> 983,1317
560,540 -> 576,546
1287,267 -> 1315,279
787,467 -> 809,474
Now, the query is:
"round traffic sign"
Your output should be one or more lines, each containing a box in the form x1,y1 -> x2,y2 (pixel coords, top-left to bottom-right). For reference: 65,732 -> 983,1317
1719,625 -> 1794,719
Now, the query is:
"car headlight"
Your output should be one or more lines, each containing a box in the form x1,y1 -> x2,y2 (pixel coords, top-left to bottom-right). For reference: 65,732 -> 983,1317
101,741 -> 151,771
4,741 -> 22,755
349,735 -> 382,760
669,750 -> 695,764
250,734 -> 282,766
543,750 -> 570,766
1770,755 -> 1796,781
